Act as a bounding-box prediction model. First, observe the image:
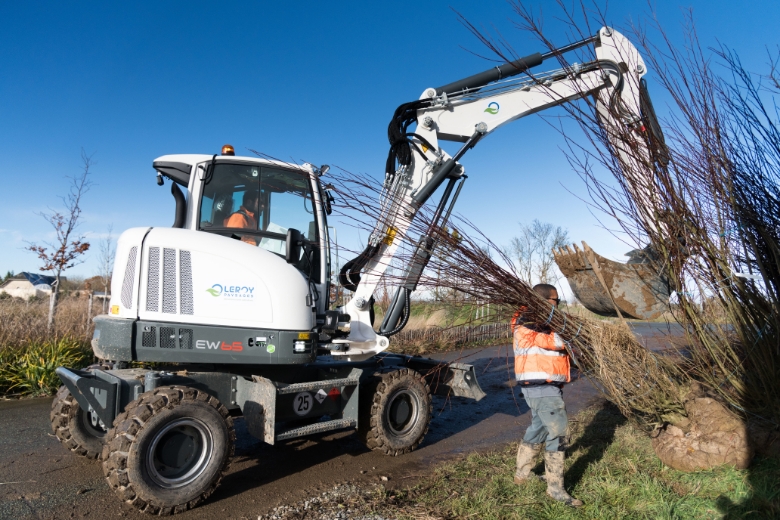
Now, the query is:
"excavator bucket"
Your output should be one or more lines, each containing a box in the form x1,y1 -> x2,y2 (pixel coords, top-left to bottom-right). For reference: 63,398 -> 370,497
554,242 -> 671,320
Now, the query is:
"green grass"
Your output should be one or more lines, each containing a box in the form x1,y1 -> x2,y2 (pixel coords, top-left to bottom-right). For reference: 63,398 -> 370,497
0,337 -> 92,397
376,403 -> 780,519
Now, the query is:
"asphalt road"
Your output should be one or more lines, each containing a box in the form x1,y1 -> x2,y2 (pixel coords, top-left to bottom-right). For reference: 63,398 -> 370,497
0,323 -> 681,519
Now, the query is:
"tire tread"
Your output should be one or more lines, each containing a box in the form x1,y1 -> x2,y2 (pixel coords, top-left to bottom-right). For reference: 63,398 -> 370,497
101,386 -> 234,516
358,368 -> 432,456
50,385 -> 103,460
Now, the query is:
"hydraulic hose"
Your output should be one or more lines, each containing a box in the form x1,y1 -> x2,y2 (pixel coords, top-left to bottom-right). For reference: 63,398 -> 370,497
338,244 -> 380,293
379,287 -> 411,337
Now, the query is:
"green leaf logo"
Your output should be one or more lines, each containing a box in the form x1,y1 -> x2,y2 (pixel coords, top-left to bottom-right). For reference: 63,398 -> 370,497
206,288 -> 219,297
484,102 -> 499,115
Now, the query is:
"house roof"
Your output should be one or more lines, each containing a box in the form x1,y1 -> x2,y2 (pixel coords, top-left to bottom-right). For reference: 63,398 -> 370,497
1,272 -> 58,288
21,272 -> 57,286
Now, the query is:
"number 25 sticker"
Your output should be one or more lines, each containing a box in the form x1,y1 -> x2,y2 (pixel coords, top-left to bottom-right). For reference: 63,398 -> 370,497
293,392 -> 312,416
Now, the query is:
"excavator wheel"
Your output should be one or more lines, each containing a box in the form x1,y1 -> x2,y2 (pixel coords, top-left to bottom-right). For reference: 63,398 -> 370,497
358,368 -> 432,456
50,385 -> 108,460
102,386 -> 235,515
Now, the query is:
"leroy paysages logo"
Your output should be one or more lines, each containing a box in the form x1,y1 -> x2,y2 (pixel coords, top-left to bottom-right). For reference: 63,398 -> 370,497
206,283 -> 255,301
484,101 -> 500,115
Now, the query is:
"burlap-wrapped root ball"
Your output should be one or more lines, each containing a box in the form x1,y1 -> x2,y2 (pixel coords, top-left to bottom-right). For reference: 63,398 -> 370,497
652,396 -> 752,471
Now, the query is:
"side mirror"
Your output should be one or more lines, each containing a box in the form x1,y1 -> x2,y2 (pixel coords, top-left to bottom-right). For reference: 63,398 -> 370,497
286,228 -> 303,264
323,184 -> 335,215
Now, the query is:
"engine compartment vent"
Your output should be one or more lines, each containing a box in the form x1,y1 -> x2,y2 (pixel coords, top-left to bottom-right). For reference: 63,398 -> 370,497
137,325 -> 194,350
179,251 -> 194,315
142,326 -> 156,348
121,246 -> 138,309
146,247 -> 160,312
144,247 -> 194,316
179,328 -> 193,349
162,248 -> 177,314
160,327 -> 177,349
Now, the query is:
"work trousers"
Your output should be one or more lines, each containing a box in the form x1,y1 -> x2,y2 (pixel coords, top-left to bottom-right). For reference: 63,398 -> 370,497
522,395 -> 569,452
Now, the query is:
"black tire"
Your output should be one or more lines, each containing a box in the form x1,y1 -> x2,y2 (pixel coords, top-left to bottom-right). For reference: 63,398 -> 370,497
358,368 -> 432,456
50,385 -> 107,460
101,386 -> 235,516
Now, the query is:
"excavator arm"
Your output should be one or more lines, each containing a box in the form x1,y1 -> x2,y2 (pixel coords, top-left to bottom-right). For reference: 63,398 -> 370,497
334,27 -> 667,361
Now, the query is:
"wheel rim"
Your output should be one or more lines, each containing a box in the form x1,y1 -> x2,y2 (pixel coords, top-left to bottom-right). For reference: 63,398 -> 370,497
147,418 -> 213,488
385,389 -> 420,436
78,407 -> 107,439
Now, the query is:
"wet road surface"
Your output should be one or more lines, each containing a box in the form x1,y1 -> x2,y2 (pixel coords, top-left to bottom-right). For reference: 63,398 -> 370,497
0,323 -> 680,519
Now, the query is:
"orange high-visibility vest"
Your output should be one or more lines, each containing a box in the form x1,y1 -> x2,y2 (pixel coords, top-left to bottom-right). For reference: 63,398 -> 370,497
511,312 -> 570,385
224,207 -> 258,245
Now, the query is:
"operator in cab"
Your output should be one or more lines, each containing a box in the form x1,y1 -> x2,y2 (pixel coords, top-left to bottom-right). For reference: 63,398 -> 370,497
224,190 -> 261,245
511,284 -> 583,508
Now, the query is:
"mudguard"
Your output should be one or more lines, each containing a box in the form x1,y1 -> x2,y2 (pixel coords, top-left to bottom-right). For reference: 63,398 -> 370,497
55,367 -> 121,427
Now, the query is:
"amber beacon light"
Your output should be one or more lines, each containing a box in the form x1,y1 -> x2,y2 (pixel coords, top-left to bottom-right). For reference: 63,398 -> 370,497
221,144 -> 235,156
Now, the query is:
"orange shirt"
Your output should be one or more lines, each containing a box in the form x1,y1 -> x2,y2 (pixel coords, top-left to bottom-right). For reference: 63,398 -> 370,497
224,206 -> 258,245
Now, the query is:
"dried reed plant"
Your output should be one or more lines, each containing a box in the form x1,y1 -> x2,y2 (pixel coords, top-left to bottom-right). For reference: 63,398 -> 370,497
0,296 -> 96,349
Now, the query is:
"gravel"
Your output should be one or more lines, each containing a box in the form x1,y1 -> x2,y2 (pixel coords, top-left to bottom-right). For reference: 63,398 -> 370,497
257,483 -> 394,520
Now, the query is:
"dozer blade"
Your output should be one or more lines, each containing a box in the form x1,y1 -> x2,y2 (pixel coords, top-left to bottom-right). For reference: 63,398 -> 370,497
554,242 -> 671,320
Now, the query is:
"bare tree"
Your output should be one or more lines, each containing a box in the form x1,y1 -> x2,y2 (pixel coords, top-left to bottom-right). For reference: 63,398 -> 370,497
27,150 -> 94,329
97,224 -> 116,313
507,227 -> 535,283
508,220 -> 569,284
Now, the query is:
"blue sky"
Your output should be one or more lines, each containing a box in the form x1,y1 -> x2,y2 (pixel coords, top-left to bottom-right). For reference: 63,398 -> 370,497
1,1 -> 778,294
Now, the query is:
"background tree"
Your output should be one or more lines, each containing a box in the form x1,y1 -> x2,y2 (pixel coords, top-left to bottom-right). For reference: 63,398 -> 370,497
26,150 -> 93,329
96,224 -> 116,313
507,219 -> 569,285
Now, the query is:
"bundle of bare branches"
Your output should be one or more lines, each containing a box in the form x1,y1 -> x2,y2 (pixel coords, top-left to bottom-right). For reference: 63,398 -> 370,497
329,162 -> 757,469
326,167 -> 687,429
491,5 -> 780,433
469,2 -> 778,466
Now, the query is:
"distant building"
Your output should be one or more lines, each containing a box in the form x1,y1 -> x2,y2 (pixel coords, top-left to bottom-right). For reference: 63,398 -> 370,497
0,272 -> 63,299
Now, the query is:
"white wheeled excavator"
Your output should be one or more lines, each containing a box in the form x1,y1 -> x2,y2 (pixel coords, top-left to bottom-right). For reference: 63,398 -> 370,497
52,27 -> 668,515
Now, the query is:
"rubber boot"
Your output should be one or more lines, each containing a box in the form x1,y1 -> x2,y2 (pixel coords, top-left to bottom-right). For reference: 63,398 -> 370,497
514,441 -> 542,484
544,451 -> 583,507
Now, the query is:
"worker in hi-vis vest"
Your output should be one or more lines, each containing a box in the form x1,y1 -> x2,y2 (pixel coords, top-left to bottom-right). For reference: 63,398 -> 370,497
225,191 -> 262,245
511,283 -> 583,508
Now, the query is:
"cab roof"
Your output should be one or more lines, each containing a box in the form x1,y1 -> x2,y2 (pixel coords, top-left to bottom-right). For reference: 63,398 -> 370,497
152,154 -> 310,186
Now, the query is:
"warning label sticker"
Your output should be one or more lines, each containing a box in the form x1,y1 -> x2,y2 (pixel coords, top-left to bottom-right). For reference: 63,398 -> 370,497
314,388 -> 328,404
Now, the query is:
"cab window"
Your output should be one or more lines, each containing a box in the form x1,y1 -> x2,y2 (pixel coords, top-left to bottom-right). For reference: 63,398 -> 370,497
199,163 -> 320,279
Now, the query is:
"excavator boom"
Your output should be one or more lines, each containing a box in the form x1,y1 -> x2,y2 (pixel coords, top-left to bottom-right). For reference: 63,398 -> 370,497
338,27 -> 672,359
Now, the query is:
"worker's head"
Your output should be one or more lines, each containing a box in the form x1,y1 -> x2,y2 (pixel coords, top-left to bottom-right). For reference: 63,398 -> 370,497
533,283 -> 560,307
242,190 -> 260,213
